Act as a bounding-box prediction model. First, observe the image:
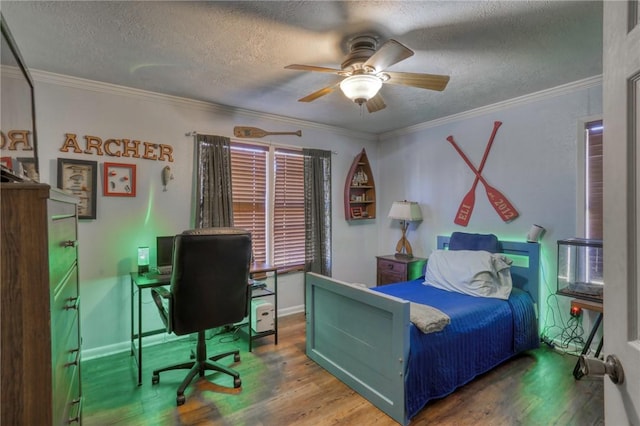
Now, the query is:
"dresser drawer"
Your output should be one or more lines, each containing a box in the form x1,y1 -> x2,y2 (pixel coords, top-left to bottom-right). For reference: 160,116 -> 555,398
51,265 -> 81,426
49,213 -> 77,290
378,258 -> 408,275
53,342 -> 81,426
51,266 -> 79,358
378,270 -> 405,285
52,309 -> 79,405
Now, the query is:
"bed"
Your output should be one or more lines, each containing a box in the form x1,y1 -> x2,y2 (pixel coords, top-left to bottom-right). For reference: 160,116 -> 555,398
305,234 -> 540,425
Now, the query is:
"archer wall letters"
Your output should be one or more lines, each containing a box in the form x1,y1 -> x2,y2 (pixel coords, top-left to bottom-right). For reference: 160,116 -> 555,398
60,133 -> 174,162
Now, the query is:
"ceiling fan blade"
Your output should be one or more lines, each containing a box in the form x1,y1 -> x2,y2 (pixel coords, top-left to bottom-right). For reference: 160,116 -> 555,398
285,64 -> 342,74
363,39 -> 414,72
298,84 -> 339,102
384,71 -> 450,91
366,93 -> 386,113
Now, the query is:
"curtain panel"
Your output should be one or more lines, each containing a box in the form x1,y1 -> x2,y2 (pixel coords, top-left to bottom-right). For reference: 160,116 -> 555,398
303,148 -> 332,276
195,135 -> 234,228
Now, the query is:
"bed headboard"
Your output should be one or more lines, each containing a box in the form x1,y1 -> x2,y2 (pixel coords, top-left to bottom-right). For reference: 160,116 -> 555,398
437,235 -> 541,309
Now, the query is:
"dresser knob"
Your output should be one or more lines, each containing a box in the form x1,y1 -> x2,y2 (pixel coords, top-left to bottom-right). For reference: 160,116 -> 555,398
62,240 -> 77,248
64,296 -> 79,310
65,348 -> 80,367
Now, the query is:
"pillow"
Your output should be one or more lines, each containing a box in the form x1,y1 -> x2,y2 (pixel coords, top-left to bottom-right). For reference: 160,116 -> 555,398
448,232 -> 500,253
424,249 -> 513,299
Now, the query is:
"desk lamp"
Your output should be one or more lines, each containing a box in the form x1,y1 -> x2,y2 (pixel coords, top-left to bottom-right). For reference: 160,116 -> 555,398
137,246 -> 150,274
388,201 -> 423,258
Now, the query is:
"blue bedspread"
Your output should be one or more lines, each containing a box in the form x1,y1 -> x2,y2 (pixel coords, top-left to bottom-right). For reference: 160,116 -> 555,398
374,280 -> 539,420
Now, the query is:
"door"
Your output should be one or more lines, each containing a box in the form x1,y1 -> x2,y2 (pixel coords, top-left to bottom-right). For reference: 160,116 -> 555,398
603,1 -> 640,424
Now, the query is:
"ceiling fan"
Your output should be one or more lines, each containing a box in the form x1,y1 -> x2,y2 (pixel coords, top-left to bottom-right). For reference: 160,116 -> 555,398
284,35 -> 450,113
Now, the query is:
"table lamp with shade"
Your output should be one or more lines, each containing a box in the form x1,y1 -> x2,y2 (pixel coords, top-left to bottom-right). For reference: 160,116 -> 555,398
388,201 -> 423,257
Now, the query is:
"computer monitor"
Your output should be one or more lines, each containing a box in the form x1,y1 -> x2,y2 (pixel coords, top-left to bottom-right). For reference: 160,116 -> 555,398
156,236 -> 174,274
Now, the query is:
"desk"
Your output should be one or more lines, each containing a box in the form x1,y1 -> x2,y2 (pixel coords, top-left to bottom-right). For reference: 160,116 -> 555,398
130,272 -> 170,386
130,263 -> 278,386
571,298 -> 603,379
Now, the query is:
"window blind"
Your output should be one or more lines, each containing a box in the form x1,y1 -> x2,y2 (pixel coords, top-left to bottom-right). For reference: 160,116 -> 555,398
231,143 -> 267,263
585,120 -> 603,281
274,149 -> 305,269
586,121 -> 603,240
230,143 -> 305,270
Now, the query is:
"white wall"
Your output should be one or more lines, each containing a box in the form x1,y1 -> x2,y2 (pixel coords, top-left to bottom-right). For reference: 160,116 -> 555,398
32,72 -> 603,358
32,72 -> 379,358
376,76 -> 603,347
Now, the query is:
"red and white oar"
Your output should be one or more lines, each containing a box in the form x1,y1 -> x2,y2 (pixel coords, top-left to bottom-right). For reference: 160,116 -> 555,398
447,132 -> 519,223
449,121 -> 502,226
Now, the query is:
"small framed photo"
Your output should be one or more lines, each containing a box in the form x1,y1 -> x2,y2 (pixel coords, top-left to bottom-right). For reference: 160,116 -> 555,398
350,206 -> 363,219
1,156 -> 13,170
57,158 -> 98,220
104,162 -> 136,197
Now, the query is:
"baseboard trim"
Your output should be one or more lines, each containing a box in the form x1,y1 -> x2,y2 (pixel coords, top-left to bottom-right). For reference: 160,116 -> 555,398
81,305 -> 306,361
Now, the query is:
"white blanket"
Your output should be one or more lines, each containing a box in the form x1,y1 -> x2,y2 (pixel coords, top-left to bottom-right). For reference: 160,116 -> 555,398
410,302 -> 450,334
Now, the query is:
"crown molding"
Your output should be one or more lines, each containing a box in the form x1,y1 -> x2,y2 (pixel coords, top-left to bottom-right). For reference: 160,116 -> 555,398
380,75 -> 603,139
30,69 -> 377,142
29,69 -> 601,142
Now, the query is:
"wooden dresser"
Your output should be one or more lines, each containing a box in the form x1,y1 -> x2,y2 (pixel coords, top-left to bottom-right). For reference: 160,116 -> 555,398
1,183 -> 82,425
376,255 -> 427,286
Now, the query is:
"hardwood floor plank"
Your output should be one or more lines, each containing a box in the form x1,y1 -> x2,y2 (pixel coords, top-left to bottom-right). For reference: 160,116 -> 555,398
82,313 -> 603,425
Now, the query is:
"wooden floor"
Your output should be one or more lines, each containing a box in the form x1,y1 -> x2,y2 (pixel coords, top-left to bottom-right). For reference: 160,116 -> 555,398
82,313 -> 604,425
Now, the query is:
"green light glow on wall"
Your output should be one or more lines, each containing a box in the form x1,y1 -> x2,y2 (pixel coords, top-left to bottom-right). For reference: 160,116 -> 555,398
144,188 -> 154,226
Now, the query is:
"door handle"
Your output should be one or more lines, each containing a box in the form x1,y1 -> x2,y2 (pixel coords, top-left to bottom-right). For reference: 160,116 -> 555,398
578,354 -> 624,384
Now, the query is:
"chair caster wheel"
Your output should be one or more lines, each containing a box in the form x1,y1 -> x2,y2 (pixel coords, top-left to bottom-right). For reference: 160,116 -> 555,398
234,377 -> 241,388
234,353 -> 240,363
177,395 -> 186,406
152,374 -> 159,385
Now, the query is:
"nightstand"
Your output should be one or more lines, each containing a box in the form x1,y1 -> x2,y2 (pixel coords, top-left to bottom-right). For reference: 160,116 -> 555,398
376,255 -> 427,286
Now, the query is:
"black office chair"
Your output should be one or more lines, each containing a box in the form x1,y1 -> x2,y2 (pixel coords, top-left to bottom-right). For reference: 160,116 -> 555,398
151,227 -> 252,406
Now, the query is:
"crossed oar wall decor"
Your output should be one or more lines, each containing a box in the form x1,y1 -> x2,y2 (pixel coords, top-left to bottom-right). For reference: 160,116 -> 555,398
447,121 -> 519,226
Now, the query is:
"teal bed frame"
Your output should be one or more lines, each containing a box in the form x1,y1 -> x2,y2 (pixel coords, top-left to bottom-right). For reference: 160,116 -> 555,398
305,237 -> 540,425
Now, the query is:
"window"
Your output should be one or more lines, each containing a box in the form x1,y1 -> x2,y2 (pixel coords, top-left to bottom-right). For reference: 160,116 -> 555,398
583,120 -> 603,284
230,142 -> 305,270
273,149 -> 305,268
585,120 -> 603,239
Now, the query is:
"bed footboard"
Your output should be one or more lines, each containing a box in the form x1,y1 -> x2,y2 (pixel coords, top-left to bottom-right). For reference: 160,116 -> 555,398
305,272 -> 410,425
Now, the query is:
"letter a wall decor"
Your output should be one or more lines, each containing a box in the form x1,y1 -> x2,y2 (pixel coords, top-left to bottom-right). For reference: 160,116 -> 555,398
446,121 -> 519,226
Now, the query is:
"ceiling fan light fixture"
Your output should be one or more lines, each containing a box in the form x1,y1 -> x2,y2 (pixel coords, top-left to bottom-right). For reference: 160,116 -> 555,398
340,74 -> 382,105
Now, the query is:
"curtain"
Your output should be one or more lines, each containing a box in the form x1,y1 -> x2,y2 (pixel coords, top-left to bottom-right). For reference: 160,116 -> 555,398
195,134 -> 234,228
303,149 -> 332,276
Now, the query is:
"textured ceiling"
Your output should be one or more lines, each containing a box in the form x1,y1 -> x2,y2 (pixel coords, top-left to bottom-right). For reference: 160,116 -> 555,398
1,1 -> 603,135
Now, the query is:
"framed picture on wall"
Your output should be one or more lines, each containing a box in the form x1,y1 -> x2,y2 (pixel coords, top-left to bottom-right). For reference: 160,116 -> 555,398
104,162 -> 136,197
57,158 -> 98,220
1,156 -> 13,170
